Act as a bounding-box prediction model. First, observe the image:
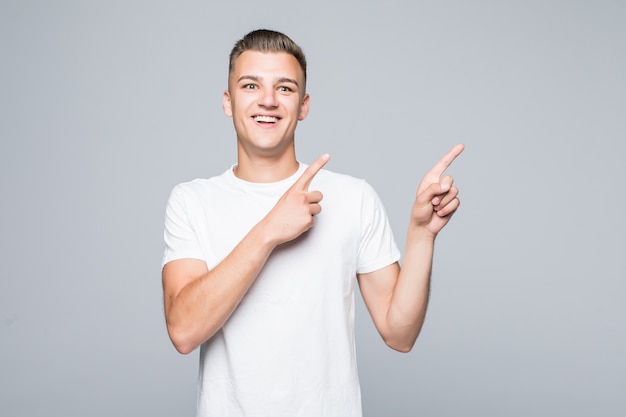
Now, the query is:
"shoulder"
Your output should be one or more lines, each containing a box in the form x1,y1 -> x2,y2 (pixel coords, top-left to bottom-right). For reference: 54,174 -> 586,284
164,171 -> 236,218
168,170 -> 232,200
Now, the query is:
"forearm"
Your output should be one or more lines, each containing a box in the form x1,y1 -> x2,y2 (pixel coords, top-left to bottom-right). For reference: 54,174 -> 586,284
385,226 -> 436,351
165,221 -> 276,354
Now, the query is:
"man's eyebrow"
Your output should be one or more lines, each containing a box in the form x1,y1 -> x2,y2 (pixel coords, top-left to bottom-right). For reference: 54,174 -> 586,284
237,75 -> 300,88
276,77 -> 300,88
237,75 -> 261,83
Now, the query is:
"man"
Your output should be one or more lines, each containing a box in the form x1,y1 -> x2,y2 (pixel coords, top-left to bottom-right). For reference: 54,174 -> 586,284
162,29 -> 463,416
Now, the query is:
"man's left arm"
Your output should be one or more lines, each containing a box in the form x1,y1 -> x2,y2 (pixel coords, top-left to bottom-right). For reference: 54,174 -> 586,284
358,144 -> 464,352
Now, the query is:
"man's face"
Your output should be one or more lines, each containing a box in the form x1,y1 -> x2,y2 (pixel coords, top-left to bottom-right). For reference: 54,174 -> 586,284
223,51 -> 309,158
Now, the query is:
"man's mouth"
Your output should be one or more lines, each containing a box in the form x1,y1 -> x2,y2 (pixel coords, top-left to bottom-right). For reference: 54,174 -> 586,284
253,115 -> 279,124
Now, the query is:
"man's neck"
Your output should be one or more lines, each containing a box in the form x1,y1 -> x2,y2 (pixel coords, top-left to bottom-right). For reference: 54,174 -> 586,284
233,151 -> 299,183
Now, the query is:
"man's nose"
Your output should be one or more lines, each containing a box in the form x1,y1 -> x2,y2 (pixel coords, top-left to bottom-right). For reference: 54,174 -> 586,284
258,88 -> 278,107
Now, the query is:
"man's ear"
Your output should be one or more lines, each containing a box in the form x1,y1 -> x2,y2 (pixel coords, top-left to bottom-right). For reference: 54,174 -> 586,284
298,93 -> 310,121
223,91 -> 232,117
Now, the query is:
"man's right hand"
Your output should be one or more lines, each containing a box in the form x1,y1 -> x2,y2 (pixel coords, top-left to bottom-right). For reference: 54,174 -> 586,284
261,153 -> 330,246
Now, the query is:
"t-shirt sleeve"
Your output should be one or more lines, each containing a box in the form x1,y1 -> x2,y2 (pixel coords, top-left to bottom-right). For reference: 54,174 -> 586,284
161,184 -> 205,267
356,181 -> 401,274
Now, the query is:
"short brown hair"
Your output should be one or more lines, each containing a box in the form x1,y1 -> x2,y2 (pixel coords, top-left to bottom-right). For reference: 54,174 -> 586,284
228,29 -> 307,88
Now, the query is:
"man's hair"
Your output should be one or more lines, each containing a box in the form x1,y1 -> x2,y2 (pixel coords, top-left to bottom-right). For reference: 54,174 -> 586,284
228,29 -> 307,87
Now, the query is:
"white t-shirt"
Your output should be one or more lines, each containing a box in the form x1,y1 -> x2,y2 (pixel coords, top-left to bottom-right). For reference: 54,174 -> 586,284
163,163 -> 401,417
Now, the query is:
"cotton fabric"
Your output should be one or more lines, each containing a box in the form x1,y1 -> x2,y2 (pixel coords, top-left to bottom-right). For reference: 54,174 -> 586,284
163,163 -> 400,417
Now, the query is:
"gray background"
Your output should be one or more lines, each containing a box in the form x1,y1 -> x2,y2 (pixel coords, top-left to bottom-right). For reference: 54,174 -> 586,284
1,1 -> 624,416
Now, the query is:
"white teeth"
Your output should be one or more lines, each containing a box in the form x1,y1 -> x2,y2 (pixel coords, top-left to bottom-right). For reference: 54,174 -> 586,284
254,115 -> 278,123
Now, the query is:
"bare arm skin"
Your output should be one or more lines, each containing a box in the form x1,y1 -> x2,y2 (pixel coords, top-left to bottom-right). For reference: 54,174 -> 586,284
358,144 -> 464,352
162,154 -> 330,354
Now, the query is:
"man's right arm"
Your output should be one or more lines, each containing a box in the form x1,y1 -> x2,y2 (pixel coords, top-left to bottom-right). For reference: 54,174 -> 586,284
162,221 -> 278,354
162,154 -> 330,354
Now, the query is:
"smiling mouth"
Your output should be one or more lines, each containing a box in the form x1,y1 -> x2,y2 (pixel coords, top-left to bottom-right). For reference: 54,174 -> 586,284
253,115 -> 279,124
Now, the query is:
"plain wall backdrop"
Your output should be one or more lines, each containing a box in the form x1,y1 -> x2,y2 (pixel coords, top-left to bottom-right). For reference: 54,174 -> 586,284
1,1 -> 624,416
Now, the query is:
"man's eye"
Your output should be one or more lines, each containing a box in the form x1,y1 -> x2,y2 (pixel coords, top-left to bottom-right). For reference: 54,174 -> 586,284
278,86 -> 292,92
243,84 -> 257,90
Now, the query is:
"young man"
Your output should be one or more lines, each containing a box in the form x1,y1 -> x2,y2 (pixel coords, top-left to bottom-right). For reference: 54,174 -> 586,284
162,29 -> 463,416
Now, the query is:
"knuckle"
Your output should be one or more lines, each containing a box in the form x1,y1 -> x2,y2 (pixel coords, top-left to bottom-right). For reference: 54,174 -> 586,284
297,193 -> 308,204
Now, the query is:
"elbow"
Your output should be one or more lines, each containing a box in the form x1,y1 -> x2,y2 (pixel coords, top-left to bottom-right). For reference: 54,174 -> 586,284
385,339 -> 415,353
382,328 -> 420,353
173,341 -> 195,355
165,310 -> 220,355
167,325 -> 200,355
382,318 -> 424,352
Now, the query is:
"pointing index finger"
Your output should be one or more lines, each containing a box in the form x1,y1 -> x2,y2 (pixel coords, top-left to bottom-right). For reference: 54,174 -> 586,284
427,144 -> 464,179
295,153 -> 330,190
